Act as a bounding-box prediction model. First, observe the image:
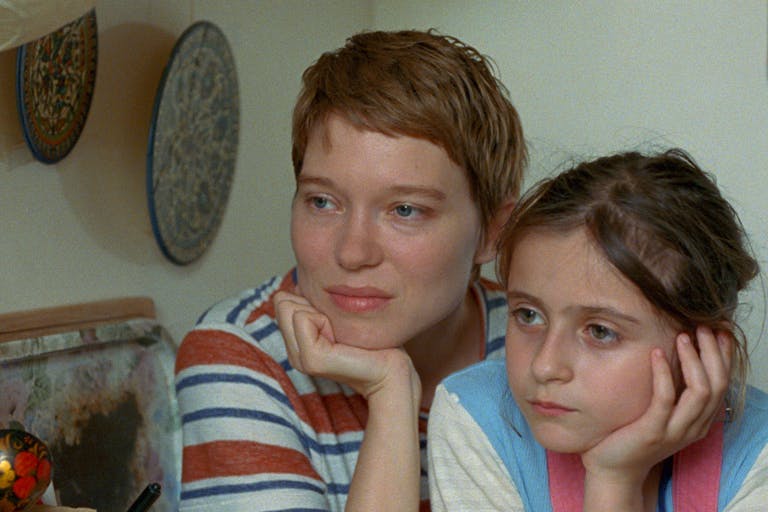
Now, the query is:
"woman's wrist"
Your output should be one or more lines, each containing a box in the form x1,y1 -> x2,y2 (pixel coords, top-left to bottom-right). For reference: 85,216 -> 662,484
365,351 -> 421,413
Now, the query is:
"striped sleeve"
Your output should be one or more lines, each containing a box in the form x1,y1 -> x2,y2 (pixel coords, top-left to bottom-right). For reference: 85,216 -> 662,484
175,324 -> 333,510
175,273 -> 342,511
477,279 -> 508,361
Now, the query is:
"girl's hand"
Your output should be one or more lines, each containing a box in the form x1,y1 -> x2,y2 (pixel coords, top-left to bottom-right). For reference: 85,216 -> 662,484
274,290 -> 420,401
581,326 -> 732,509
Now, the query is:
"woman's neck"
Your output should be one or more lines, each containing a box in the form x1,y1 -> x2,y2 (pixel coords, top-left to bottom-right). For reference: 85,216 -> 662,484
404,285 -> 484,408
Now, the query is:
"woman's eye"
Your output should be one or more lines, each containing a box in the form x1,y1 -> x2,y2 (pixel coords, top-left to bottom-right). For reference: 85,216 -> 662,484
393,204 -> 419,218
513,308 -> 543,326
310,196 -> 333,210
587,324 -> 619,344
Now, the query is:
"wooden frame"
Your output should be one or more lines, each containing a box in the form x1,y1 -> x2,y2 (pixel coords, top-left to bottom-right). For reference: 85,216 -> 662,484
0,297 -> 156,342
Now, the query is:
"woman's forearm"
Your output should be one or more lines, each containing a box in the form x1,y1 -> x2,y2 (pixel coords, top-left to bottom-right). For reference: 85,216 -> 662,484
345,356 -> 422,512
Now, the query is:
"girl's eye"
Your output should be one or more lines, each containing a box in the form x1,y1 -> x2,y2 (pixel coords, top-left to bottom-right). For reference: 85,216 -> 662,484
587,324 -> 619,344
513,307 -> 544,326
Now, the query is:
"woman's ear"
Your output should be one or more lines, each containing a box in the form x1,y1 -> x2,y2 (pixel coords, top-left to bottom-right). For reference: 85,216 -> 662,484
474,198 -> 516,264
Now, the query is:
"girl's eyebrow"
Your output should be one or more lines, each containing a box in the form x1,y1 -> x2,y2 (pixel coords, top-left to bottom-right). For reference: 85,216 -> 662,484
578,306 -> 641,326
506,290 -> 544,310
507,290 -> 641,325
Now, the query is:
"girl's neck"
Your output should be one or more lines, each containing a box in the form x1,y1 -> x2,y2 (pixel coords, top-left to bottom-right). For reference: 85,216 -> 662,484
404,284 -> 484,409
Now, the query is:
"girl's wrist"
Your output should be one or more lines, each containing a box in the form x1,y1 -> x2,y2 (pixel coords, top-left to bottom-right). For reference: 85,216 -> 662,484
582,468 -> 646,512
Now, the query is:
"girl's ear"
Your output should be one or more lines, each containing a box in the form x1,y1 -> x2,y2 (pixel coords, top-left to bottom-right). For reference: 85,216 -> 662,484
474,198 -> 516,264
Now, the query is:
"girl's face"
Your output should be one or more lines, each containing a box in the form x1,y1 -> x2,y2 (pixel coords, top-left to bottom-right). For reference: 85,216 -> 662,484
291,113 -> 491,349
505,228 -> 680,454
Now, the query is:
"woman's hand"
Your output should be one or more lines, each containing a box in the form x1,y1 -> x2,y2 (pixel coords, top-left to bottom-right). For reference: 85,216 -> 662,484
274,290 -> 420,401
581,326 -> 732,510
274,290 -> 422,511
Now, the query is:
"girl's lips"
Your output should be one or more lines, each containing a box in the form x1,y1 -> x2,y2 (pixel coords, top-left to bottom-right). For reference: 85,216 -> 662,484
326,286 -> 392,313
530,400 -> 575,417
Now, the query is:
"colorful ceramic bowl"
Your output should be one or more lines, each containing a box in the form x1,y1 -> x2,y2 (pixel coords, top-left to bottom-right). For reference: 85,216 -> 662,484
0,429 -> 53,512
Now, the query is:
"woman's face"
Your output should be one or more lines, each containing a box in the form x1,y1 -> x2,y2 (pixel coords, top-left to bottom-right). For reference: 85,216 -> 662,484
505,228 -> 680,454
290,113 -> 491,349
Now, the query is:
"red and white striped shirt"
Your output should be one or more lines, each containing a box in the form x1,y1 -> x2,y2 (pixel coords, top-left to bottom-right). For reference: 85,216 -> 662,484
175,270 -> 507,511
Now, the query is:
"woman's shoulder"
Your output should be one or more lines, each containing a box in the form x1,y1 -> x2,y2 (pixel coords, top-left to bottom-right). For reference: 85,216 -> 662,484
176,271 -> 296,366
193,271 -> 295,329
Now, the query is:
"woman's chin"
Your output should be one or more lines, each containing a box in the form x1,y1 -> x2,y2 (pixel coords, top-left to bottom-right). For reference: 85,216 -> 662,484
330,323 -> 403,350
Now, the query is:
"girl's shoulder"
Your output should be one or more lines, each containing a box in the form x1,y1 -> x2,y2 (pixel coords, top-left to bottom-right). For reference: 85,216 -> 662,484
719,385 -> 768,508
727,385 -> 768,443
442,359 -> 507,399
440,360 -> 525,447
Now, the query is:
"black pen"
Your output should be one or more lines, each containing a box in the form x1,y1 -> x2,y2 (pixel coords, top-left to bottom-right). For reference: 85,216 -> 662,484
126,482 -> 162,512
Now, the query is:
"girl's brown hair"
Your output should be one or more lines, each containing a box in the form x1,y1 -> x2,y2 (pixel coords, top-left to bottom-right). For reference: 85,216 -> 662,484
498,149 -> 759,412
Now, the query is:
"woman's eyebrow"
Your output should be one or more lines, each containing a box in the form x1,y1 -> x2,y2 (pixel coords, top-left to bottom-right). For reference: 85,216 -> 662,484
297,176 -> 447,201
296,175 -> 333,187
388,185 -> 446,201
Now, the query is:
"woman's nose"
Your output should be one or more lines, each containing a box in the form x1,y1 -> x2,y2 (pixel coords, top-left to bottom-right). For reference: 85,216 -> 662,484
334,212 -> 383,270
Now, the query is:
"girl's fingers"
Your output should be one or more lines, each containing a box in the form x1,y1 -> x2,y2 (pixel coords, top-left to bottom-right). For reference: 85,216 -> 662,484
696,327 -> 731,403
668,333 -> 709,434
669,328 -> 730,440
636,348 -> 678,438
717,330 -> 734,369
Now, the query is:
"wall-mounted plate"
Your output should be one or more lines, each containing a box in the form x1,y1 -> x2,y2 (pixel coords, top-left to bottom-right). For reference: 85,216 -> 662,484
146,21 -> 240,265
16,9 -> 97,164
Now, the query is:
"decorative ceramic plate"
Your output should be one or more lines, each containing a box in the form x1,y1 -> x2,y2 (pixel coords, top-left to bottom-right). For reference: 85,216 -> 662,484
16,9 -> 98,164
147,21 -> 240,265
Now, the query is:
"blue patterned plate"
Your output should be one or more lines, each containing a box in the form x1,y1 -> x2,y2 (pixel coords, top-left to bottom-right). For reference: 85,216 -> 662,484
146,21 -> 240,265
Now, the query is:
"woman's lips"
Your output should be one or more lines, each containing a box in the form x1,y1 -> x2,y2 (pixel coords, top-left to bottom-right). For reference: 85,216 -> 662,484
326,286 -> 392,313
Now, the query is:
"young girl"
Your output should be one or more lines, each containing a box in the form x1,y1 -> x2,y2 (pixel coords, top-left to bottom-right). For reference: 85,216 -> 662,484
428,149 -> 768,511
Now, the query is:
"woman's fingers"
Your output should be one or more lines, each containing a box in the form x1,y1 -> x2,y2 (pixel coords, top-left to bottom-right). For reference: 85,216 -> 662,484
275,291 -> 321,370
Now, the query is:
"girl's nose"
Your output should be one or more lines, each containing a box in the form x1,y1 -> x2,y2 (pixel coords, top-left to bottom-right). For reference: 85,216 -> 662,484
531,329 -> 574,383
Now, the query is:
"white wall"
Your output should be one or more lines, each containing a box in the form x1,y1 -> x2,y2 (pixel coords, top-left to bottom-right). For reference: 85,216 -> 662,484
2,1 -> 766,389
375,1 -> 768,389
0,0 -> 371,340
